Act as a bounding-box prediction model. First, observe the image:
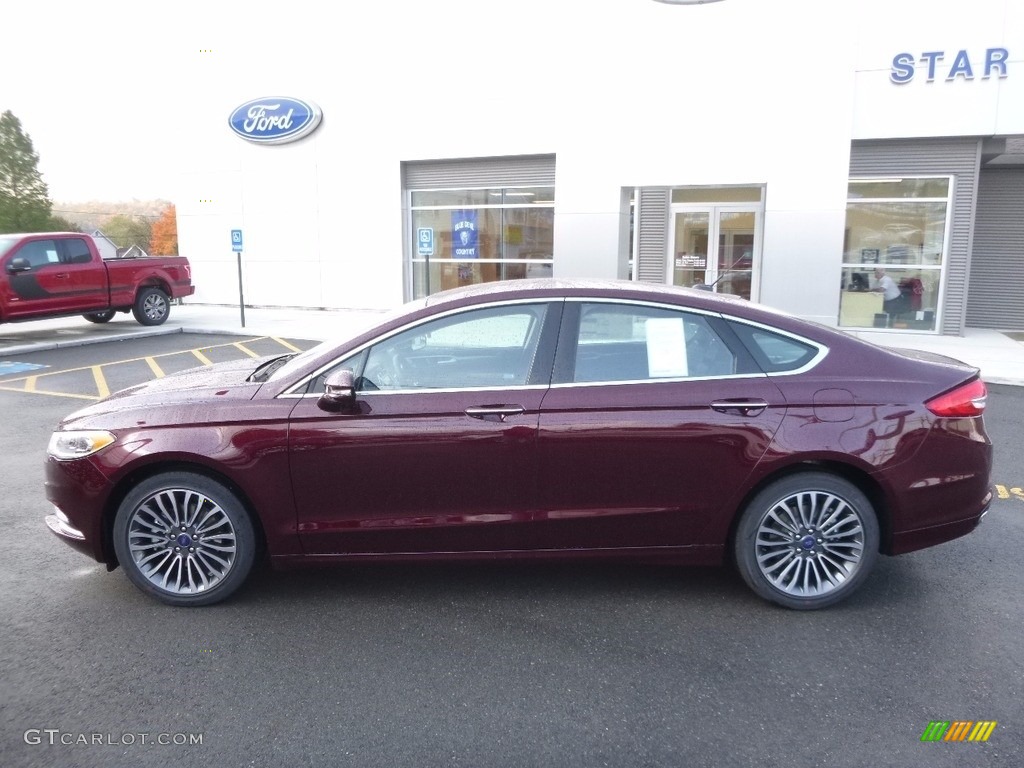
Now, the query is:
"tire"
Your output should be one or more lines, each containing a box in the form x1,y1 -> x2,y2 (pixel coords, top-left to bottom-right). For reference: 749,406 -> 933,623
733,472 -> 879,610
83,310 -> 116,324
112,472 -> 256,606
132,287 -> 170,326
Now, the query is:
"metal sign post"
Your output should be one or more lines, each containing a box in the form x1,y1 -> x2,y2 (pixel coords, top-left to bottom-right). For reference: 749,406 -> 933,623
231,229 -> 245,327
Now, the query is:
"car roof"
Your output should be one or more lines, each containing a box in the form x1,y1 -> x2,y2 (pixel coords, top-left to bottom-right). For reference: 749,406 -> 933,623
424,277 -> 748,308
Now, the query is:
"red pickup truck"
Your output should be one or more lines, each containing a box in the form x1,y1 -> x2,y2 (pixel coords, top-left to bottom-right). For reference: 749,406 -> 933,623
0,232 -> 194,326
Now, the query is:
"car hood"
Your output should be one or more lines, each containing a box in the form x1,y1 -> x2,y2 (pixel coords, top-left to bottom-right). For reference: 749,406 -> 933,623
59,357 -> 267,430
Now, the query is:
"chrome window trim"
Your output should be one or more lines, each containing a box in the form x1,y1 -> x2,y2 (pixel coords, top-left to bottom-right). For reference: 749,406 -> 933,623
286,383 -> 551,400
549,372 -> 769,390
280,295 -> 830,397
279,298 -> 560,398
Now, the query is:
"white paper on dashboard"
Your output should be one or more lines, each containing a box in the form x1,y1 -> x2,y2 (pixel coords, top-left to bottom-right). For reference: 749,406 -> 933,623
645,318 -> 688,377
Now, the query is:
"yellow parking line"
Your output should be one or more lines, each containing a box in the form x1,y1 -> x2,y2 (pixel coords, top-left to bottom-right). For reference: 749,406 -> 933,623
145,357 -> 165,378
0,384 -> 99,401
273,337 -> 302,353
91,366 -> 110,399
191,349 -> 214,366
233,342 -> 261,358
24,375 -> 37,392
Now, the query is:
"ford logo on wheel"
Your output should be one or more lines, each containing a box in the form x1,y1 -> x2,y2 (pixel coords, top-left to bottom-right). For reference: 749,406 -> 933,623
228,97 -> 323,145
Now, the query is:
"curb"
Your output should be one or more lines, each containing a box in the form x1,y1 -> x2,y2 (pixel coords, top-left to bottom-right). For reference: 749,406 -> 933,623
0,327 -> 183,357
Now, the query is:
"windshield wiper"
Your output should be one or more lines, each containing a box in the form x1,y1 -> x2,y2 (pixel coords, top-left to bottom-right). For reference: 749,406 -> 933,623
248,354 -> 295,383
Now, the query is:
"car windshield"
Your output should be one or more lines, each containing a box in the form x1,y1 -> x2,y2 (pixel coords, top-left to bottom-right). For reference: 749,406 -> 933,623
0,236 -> 18,257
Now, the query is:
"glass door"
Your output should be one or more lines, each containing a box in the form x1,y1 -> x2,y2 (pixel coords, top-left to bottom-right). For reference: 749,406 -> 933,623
669,206 -> 761,300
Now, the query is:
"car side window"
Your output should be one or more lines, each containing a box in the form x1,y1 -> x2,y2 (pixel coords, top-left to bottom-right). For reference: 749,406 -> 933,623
726,321 -> 820,373
572,303 -> 737,383
62,238 -> 93,265
361,304 -> 548,391
14,240 -> 60,269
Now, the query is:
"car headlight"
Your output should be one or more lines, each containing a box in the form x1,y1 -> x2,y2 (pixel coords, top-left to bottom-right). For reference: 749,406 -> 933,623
47,430 -> 116,460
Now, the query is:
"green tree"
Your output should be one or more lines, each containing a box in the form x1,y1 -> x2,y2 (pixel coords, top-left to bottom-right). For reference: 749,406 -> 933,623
0,110 -> 52,233
45,215 -> 81,232
102,214 -> 152,252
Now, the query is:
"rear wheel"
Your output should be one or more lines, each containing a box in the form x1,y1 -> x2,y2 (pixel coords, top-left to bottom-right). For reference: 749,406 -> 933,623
132,287 -> 170,326
734,472 -> 879,610
112,472 -> 256,606
83,310 -> 116,323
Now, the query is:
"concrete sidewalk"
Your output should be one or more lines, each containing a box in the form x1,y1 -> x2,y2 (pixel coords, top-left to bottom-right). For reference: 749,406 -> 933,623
1,301 -> 1022,386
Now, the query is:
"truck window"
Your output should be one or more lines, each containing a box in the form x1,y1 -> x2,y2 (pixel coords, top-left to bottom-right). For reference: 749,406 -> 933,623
15,240 -> 60,268
63,238 -> 93,265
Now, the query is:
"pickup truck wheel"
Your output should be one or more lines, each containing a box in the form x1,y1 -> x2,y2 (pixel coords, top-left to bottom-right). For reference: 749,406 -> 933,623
133,287 -> 170,326
83,310 -> 116,324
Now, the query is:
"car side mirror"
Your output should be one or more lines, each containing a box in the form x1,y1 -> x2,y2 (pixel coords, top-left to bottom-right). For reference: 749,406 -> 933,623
318,369 -> 356,412
6,257 -> 31,274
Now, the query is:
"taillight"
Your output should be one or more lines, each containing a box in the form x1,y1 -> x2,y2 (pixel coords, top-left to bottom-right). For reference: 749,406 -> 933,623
926,379 -> 987,417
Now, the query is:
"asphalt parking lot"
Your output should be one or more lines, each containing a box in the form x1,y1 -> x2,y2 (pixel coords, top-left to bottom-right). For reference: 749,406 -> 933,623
0,335 -> 1022,768
0,333 -> 313,402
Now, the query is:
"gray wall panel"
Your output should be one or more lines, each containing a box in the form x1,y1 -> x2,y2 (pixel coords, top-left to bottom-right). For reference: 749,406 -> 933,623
966,168 -> 1024,330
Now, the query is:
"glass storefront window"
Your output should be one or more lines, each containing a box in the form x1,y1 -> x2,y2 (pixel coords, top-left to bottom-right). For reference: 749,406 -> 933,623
410,186 -> 554,298
838,177 -> 950,332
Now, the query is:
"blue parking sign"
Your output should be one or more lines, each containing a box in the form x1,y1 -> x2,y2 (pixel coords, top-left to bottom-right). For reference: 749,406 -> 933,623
417,227 -> 434,257
231,229 -> 243,252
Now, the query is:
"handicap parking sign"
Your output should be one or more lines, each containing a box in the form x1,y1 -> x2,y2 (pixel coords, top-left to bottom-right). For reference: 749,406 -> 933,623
417,227 -> 434,257
231,229 -> 243,252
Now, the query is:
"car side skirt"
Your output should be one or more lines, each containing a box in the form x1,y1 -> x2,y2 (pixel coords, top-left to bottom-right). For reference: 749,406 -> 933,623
269,545 -> 725,569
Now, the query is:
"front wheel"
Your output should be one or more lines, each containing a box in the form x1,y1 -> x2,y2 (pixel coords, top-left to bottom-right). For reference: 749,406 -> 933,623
83,310 -> 116,324
733,472 -> 879,610
112,472 -> 256,606
132,287 -> 170,326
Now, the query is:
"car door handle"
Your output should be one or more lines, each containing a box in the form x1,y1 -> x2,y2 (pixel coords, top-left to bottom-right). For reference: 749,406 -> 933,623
465,405 -> 526,423
710,399 -> 769,416
54,273 -> 70,279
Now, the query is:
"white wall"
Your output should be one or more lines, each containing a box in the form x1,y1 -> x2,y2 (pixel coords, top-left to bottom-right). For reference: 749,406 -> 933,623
173,0 -> 1020,323
852,0 -> 1024,138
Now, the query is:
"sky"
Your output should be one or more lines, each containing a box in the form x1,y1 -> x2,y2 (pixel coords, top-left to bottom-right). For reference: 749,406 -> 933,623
0,1 -> 268,203
1,7 -> 194,203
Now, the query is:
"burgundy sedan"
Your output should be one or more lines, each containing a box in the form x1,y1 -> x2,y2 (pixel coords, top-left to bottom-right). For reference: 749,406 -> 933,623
44,279 -> 992,609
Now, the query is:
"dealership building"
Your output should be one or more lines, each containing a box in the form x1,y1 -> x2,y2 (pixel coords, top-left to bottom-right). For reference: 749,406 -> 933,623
176,0 -> 1023,336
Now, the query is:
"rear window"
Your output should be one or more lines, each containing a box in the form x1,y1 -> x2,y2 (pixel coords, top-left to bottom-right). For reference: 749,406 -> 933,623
727,321 -> 821,373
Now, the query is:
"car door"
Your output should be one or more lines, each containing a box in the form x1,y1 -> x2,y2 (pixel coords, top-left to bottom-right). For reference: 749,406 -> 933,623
58,237 -> 109,312
534,300 -> 787,552
0,238 -> 70,319
288,300 -> 562,555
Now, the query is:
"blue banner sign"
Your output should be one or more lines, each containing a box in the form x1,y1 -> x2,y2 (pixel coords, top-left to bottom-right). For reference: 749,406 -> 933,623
451,211 -> 478,259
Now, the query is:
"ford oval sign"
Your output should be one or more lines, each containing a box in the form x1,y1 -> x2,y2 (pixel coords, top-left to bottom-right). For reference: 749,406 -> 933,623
228,97 -> 322,145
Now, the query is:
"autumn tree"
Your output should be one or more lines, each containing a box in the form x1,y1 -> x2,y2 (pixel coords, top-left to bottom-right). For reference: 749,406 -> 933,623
0,110 -> 52,233
150,204 -> 178,255
103,214 -> 152,252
